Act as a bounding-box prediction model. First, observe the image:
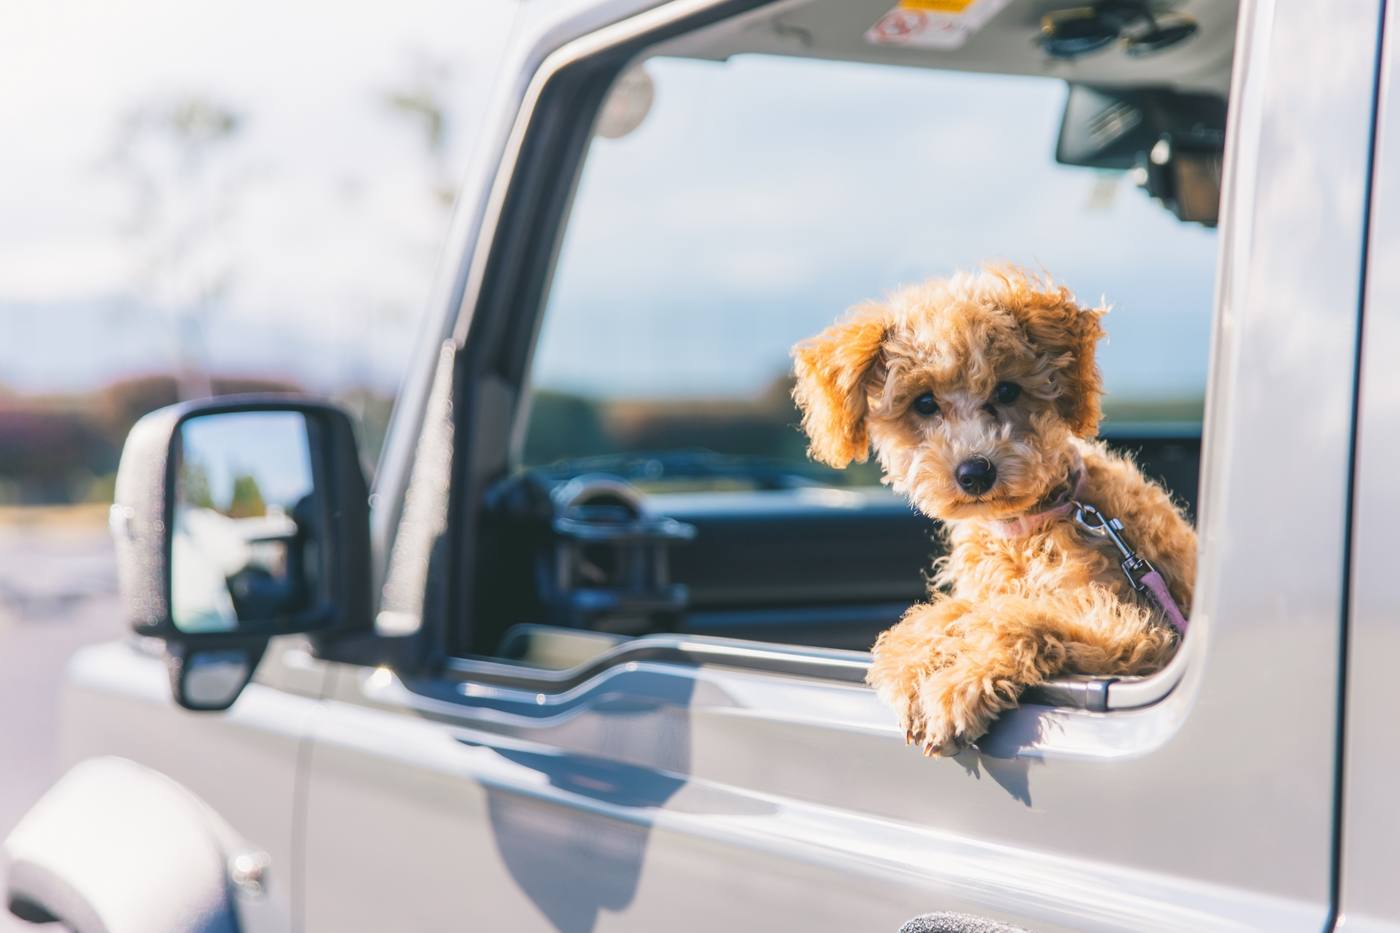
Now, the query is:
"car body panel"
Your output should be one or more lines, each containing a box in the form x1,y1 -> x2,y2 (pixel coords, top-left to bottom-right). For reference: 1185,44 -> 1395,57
58,640 -> 325,933
304,655 -> 1319,931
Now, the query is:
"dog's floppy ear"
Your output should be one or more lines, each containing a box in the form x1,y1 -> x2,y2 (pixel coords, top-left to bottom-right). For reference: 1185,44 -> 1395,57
792,303 -> 889,467
998,270 -> 1106,437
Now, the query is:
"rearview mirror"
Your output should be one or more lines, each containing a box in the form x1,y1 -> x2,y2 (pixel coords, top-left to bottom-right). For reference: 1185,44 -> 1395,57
111,396 -> 372,710
1056,84 -> 1225,225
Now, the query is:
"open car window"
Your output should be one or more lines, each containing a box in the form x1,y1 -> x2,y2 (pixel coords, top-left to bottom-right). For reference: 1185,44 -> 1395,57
522,56 -> 1218,486
467,0 -> 1228,666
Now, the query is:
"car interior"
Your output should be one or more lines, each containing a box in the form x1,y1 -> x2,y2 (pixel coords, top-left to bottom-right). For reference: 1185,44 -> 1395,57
464,0 -> 1233,674
474,428 -> 1200,662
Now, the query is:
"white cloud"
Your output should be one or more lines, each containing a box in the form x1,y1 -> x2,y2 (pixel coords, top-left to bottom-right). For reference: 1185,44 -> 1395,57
0,240 -> 130,302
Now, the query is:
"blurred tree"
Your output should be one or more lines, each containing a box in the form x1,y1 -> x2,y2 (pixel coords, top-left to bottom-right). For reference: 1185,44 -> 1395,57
87,374 -> 301,451
319,50 -> 462,475
88,375 -> 181,448
181,459 -> 215,510
383,53 -> 456,210
0,408 -> 115,504
521,391 -> 610,465
105,94 -> 249,401
227,472 -> 267,519
336,386 -> 395,475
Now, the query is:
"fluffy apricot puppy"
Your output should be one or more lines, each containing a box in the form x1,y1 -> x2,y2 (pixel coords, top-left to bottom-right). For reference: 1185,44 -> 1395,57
792,266 -> 1195,756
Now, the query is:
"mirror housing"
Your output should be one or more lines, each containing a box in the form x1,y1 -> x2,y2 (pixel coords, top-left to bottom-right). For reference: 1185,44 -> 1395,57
110,396 -> 372,709
165,643 -> 267,712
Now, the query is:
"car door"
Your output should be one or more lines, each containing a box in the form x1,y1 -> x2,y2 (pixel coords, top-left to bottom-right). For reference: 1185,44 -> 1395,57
299,0 -> 1381,930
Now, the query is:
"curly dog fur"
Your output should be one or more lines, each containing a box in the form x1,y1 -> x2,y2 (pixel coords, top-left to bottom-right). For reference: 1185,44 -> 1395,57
792,266 -> 1195,756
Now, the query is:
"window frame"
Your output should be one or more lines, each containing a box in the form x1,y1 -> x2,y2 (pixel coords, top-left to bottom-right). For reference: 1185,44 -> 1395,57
436,0 -> 1205,714
437,0 -> 775,667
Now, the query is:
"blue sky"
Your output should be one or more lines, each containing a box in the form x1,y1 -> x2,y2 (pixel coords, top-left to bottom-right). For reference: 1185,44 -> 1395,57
181,411 -> 313,510
0,0 -> 510,395
1,4 -> 1217,411
535,56 -> 1218,405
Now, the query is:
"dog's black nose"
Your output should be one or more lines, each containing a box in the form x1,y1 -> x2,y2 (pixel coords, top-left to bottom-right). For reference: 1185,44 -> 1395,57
955,457 -> 997,495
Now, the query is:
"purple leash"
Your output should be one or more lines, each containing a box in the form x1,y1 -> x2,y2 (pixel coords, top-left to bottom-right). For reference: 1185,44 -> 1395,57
1070,501 -> 1190,636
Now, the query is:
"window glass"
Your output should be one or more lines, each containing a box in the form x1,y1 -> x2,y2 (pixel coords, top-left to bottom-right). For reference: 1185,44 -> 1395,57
524,56 -> 1218,480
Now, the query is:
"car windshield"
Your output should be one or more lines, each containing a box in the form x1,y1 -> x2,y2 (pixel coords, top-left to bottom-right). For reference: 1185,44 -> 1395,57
523,55 -> 1218,485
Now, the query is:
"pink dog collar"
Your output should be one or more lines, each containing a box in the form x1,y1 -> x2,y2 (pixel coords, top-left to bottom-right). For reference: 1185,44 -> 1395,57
988,466 -> 1085,539
982,460 -> 1190,634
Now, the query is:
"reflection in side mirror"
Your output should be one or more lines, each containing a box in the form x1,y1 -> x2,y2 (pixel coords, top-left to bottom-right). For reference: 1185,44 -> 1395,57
172,411 -> 321,634
167,645 -> 265,712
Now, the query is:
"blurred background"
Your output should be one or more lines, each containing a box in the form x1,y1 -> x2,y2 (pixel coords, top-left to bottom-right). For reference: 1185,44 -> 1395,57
0,0 -> 1215,910
0,0 -> 504,905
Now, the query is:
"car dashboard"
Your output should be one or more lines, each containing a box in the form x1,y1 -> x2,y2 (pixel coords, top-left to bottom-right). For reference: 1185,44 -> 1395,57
470,426 -> 1200,661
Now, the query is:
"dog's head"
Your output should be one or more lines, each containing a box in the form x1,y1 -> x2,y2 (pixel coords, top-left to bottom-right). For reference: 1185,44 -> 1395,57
792,266 -> 1105,521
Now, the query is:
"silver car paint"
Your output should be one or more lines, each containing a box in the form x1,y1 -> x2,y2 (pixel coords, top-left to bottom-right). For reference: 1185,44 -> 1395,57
60,640 -> 320,933
47,0 -> 1396,930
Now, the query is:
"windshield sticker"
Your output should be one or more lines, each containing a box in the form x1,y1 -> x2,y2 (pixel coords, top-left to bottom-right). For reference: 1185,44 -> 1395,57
865,0 -> 1011,50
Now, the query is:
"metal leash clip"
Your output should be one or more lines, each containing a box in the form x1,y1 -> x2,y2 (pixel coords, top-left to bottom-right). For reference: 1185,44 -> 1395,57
1071,500 -> 1191,635
1071,500 -> 1156,592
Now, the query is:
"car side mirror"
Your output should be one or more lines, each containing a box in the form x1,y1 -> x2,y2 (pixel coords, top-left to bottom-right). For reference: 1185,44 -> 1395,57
110,396 -> 372,711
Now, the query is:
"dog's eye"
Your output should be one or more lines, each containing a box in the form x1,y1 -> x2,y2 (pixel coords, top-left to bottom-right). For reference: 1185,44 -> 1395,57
912,392 -> 940,416
993,381 -> 1021,404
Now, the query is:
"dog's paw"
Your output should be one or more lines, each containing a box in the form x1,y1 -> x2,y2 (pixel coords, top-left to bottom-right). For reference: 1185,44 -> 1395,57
904,714 -> 970,758
901,681 -> 974,758
903,666 -> 1016,758
865,599 -> 1004,757
867,650 -> 963,756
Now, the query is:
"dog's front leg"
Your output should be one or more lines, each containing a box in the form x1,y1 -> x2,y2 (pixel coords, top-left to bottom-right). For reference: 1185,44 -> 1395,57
867,596 -> 983,756
869,594 -> 1174,757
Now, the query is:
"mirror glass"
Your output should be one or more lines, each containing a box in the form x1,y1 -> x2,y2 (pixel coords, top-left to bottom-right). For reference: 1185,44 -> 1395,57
171,411 -> 320,633
178,649 -> 258,710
